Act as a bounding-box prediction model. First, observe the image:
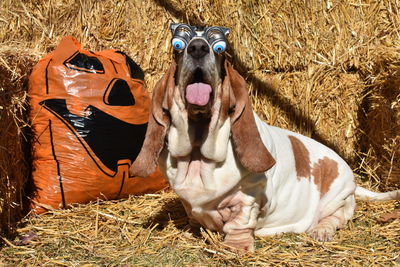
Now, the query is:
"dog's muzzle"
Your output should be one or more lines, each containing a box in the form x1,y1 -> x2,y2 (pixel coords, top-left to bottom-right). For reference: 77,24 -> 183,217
185,39 -> 213,107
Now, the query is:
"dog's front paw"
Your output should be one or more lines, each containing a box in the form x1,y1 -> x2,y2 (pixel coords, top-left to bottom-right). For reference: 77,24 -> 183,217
223,231 -> 255,252
308,226 -> 335,242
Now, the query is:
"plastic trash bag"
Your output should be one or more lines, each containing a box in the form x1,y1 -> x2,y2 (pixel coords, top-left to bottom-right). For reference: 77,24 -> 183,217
29,36 -> 168,213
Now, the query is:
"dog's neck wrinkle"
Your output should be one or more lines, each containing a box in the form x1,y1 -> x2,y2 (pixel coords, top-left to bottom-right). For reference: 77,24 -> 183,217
172,148 -> 218,200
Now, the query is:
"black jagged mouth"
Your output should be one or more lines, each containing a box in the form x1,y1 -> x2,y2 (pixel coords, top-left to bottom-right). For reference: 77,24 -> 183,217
39,99 -> 147,175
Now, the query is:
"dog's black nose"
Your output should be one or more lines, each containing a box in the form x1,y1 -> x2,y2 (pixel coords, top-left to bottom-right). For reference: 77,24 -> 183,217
187,39 -> 209,59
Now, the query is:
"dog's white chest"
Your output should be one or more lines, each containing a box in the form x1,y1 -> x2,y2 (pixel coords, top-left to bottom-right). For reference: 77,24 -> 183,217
159,142 -> 244,206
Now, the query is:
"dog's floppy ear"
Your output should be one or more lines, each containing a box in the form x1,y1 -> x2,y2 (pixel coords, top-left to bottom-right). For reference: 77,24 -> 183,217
224,61 -> 275,173
130,62 -> 176,177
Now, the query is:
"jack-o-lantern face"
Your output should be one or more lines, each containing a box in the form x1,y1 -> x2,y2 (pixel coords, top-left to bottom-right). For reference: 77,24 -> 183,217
29,36 -> 167,213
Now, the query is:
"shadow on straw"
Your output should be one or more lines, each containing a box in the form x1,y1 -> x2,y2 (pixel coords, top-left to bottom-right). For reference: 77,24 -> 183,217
142,197 -> 201,234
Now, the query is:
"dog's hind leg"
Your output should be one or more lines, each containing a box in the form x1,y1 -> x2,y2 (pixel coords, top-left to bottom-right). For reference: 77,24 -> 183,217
308,194 -> 355,242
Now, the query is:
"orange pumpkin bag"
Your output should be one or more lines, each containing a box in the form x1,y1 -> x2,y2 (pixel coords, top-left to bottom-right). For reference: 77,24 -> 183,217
29,36 -> 168,213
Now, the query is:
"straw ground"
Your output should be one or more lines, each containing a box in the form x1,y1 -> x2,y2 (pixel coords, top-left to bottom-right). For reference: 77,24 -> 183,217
1,191 -> 399,266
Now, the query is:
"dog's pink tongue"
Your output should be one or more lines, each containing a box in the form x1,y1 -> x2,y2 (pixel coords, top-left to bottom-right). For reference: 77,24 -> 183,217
186,83 -> 212,106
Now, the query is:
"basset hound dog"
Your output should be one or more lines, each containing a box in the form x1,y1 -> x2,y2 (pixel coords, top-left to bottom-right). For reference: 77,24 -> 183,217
130,23 -> 400,252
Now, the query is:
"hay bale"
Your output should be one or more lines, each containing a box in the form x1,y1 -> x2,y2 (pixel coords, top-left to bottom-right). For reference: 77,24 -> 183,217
250,65 -> 363,164
0,48 -> 37,238
357,46 -> 400,190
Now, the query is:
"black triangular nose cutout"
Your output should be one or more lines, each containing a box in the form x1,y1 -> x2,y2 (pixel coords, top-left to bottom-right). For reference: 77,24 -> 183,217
104,78 -> 135,106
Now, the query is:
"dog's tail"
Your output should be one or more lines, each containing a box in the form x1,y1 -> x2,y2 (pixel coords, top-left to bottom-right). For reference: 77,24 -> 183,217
355,186 -> 400,201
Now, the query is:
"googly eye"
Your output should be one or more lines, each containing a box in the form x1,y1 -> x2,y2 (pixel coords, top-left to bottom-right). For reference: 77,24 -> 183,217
172,38 -> 186,51
212,41 -> 226,53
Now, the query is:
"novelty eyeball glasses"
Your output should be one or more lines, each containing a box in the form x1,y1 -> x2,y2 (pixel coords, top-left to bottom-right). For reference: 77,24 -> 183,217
170,23 -> 230,54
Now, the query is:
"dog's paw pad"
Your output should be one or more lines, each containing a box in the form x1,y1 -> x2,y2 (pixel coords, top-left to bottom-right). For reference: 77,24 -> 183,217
223,239 -> 255,253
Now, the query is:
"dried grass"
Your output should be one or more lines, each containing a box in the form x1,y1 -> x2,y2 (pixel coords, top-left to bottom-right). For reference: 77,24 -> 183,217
0,0 -> 399,264
358,46 -> 400,190
0,191 -> 398,266
0,48 -> 38,238
250,66 -> 363,164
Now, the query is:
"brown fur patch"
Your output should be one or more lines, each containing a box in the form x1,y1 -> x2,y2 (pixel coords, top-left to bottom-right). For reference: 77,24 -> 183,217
312,157 -> 339,196
129,62 -> 176,177
289,136 -> 311,179
226,62 -> 275,173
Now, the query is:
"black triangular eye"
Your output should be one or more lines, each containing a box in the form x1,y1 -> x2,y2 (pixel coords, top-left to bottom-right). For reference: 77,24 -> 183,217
116,51 -> 144,80
64,52 -> 105,74
104,78 -> 135,106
